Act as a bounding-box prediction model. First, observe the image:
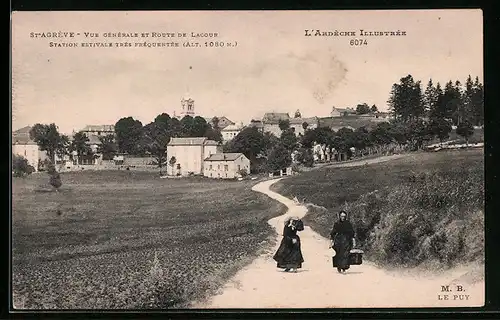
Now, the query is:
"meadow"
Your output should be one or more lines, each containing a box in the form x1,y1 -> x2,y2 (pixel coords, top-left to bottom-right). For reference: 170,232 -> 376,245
12,171 -> 286,309
271,149 -> 484,268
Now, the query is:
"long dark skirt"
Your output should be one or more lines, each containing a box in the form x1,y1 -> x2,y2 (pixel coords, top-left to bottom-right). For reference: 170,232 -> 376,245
273,235 -> 304,269
333,234 -> 352,270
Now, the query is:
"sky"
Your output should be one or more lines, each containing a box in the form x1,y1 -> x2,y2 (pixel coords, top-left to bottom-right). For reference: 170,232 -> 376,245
11,10 -> 483,134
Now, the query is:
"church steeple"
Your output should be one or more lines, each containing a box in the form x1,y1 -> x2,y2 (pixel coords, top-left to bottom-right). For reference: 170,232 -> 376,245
180,66 -> 195,118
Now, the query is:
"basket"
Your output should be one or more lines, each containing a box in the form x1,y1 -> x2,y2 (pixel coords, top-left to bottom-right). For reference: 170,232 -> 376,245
348,249 -> 364,265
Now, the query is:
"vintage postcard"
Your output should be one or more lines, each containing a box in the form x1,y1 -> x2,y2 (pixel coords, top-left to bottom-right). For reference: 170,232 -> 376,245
11,10 -> 484,310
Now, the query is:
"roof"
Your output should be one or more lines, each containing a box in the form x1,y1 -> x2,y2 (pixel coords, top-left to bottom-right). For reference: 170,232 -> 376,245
168,137 -> 219,146
81,125 -> 115,132
204,116 -> 235,129
262,112 -> 290,124
318,116 -> 383,130
221,124 -> 243,131
204,153 -> 246,161
289,117 -> 319,125
13,126 -> 32,135
12,136 -> 37,145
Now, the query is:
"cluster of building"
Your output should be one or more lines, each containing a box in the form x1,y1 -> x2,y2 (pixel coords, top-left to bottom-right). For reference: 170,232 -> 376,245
12,95 -> 390,178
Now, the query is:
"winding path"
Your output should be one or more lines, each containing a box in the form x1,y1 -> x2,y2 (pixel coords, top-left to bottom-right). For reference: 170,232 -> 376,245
195,156 -> 484,309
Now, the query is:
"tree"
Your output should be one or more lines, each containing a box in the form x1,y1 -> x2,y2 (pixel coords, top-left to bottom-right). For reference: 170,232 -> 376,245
226,127 -> 266,166
370,122 -> 393,145
56,135 -> 70,162
294,110 -> 302,118
471,76 -> 484,126
180,115 -> 195,137
46,162 -> 62,191
267,143 -> 292,172
143,121 -> 171,175
192,116 -> 211,137
428,118 -> 452,143
296,148 -> 314,167
440,81 -> 462,124
462,75 -> 475,124
424,79 -> 439,118
429,82 -> 444,121
370,105 -> 378,113
211,117 -> 220,130
353,127 -> 372,150
29,123 -> 64,163
98,134 -> 118,160
302,122 -> 309,131
456,120 -> 474,145
278,119 -> 290,132
356,103 -> 371,115
69,131 -> 93,165
12,154 -> 35,177
280,129 -> 298,151
115,117 -> 144,155
407,119 -> 433,150
168,156 -> 177,175
387,75 -> 425,122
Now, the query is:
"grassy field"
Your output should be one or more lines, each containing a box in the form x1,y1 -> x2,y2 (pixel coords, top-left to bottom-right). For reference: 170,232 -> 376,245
12,171 -> 286,309
271,149 -> 484,268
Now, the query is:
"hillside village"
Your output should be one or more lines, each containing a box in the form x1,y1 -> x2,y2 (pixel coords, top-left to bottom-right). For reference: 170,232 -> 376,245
13,74 -> 484,180
12,96 -> 391,179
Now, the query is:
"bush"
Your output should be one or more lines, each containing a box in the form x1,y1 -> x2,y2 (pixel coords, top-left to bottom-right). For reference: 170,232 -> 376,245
296,148 -> 314,167
46,161 -> 62,190
12,154 -> 35,177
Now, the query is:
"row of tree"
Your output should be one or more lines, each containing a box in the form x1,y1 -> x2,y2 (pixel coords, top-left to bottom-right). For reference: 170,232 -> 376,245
388,74 -> 484,126
28,115 -> 224,168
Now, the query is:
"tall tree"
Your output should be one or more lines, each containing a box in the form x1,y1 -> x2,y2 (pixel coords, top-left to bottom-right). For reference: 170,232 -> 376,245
98,134 -> 118,160
280,129 -> 298,151
169,117 -> 182,137
267,143 -> 292,172
370,104 -> 378,113
180,116 -> 195,137
387,75 -> 425,122
440,81 -> 462,124
424,79 -> 439,118
226,126 -> 266,164
192,116 -> 210,137
471,76 -> 484,126
115,117 -> 144,155
143,121 -> 171,174
462,75 -> 475,124
29,123 -> 65,164
69,131 -> 93,165
294,110 -> 302,118
429,82 -> 444,120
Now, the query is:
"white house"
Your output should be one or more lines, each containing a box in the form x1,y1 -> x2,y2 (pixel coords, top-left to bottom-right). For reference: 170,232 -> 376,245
80,124 -> 115,137
166,137 -> 221,176
203,153 -> 250,179
12,126 -> 47,171
221,123 -> 244,141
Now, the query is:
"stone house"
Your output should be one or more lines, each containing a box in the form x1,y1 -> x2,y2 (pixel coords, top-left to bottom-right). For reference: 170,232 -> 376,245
166,137 -> 221,176
203,153 -> 250,179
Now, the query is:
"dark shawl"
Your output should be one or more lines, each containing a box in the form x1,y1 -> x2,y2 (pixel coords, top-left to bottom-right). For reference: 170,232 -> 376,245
273,223 -> 304,269
330,219 -> 355,269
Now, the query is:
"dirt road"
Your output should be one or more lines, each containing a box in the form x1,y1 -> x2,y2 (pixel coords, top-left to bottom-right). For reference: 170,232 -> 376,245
195,155 -> 485,309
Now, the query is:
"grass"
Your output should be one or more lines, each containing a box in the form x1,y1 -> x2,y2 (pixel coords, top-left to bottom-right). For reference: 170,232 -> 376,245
271,149 -> 484,268
12,171 -> 286,309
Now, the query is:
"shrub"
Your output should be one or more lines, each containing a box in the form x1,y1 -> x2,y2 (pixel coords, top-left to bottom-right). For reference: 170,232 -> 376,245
46,162 -> 62,190
12,154 -> 35,177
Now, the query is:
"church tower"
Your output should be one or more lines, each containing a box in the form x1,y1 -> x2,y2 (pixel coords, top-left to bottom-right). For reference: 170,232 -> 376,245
179,65 -> 195,118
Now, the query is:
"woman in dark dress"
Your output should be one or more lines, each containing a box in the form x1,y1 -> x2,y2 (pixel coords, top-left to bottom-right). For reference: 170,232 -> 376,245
330,211 -> 356,273
273,217 -> 305,273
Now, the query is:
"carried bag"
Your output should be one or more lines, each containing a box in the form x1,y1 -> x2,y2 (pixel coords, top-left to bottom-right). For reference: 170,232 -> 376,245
348,249 -> 364,265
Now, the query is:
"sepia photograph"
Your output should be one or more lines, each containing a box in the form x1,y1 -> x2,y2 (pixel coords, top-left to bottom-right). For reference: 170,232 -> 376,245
11,9 -> 484,310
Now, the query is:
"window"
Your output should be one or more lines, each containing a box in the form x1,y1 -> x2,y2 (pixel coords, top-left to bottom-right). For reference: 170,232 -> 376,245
24,150 -> 27,156
218,165 -> 220,170
224,165 -> 228,171
209,165 -> 213,170
237,165 -> 241,171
